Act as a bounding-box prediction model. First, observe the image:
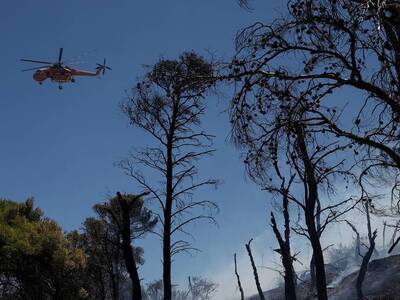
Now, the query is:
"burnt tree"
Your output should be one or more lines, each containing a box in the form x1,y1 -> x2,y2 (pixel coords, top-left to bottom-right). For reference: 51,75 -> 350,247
226,0 -> 400,296
229,0 -> 400,244
245,239 -> 265,300
269,173 -> 297,300
120,52 -> 218,300
234,253 -> 245,300
230,87 -> 355,300
356,198 -> 377,300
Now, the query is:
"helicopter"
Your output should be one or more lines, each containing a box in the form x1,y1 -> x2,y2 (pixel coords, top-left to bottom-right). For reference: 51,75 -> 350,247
21,48 -> 111,90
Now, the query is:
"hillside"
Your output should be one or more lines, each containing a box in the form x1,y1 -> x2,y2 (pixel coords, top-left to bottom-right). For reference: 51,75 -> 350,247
250,255 -> 400,300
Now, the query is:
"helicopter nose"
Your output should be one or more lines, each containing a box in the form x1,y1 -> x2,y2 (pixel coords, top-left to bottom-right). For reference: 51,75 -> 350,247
33,70 -> 46,81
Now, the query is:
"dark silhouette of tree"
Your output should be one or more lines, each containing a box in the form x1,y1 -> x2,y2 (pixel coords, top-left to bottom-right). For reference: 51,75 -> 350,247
229,95 -> 355,299
356,198 -> 377,300
389,235 -> 400,253
81,217 -> 124,300
94,192 -> 157,300
234,253 -> 245,300
119,52 -> 218,300
229,0 -> 400,243
293,123 -> 328,300
261,158 -> 299,299
388,220 -> 400,253
225,0 -> 400,297
245,238 -> 265,300
269,174 -> 298,300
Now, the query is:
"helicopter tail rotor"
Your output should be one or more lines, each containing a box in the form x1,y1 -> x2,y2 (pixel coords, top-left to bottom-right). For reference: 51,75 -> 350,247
96,58 -> 112,75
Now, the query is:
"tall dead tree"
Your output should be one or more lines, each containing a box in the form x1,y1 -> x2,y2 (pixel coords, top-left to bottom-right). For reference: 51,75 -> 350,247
245,239 -> 265,300
120,52 -> 218,300
271,212 -> 297,300
294,123 -> 327,300
267,164 -> 297,300
234,253 -> 245,300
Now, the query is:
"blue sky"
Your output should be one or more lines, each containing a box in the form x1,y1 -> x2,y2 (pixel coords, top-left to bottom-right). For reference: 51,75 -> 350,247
0,0 -> 291,295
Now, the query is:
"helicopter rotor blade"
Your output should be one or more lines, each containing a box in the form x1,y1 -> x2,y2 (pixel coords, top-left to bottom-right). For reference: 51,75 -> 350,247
22,66 -> 51,72
58,48 -> 63,63
96,58 -> 112,75
20,59 -> 53,64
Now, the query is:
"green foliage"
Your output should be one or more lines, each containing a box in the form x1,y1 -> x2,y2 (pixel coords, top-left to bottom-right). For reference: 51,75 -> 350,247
0,198 -> 87,300
80,216 -> 126,300
94,193 -> 157,240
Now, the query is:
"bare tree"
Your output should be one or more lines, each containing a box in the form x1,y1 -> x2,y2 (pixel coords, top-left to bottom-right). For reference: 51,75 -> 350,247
229,0 -> 400,230
356,198 -> 377,300
142,277 -> 217,300
234,253 -> 245,300
269,173 -> 297,300
269,164 -> 296,299
225,0 -> 400,296
245,239 -> 265,300
229,92 -> 355,300
120,52 -> 218,300
187,276 -> 218,300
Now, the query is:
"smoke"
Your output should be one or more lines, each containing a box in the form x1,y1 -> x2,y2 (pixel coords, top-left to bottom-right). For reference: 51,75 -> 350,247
64,49 -> 98,67
205,232 -> 279,300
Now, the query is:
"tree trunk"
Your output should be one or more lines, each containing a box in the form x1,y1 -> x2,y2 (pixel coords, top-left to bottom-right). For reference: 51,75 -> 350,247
163,204 -> 172,300
245,239 -> 265,300
356,200 -> 377,300
310,255 -> 316,290
234,253 -> 245,300
307,224 -> 328,300
295,123 -> 328,300
356,239 -> 375,300
271,212 -> 297,300
110,271 -> 119,300
163,133 -> 174,300
117,193 -> 142,300
283,260 -> 297,300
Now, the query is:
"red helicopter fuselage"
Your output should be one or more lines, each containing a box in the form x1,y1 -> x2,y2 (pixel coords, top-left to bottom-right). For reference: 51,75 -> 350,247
21,48 -> 111,89
33,65 -> 100,83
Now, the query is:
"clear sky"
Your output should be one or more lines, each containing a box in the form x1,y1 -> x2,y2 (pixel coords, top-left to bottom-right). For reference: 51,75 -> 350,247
0,1 -> 360,299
